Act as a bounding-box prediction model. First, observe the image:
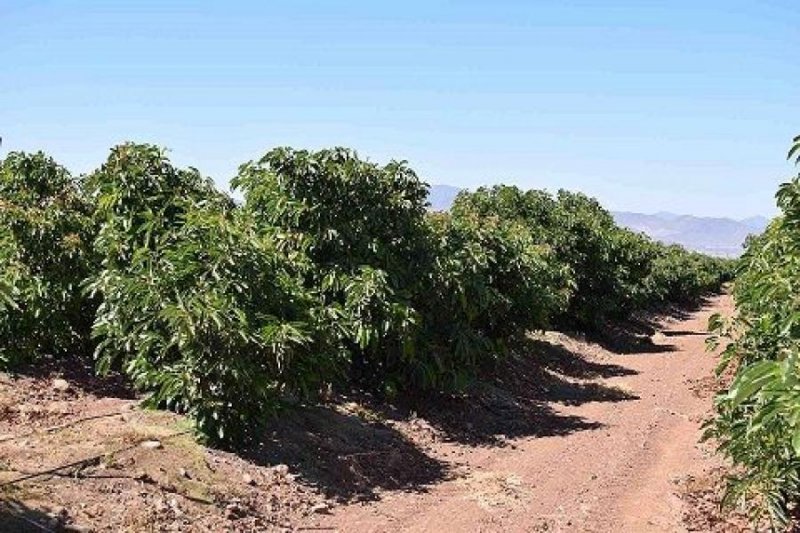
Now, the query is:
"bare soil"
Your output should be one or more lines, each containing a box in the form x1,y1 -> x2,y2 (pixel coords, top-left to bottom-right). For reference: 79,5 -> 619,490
0,295 -> 742,532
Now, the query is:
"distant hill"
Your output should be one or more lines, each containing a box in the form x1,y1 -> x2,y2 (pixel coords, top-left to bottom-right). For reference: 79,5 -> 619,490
740,215 -> 771,231
612,211 -> 769,257
427,184 -> 462,211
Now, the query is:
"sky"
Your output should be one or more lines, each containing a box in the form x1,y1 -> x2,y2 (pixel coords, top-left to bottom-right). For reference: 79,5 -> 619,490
1,1 -> 797,218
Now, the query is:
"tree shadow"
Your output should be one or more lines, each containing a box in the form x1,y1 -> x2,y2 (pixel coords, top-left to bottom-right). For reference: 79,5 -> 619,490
588,295 -> 715,352
580,318 -> 678,355
525,339 -> 638,379
401,337 -> 639,447
662,330 -> 708,337
0,498 -> 83,532
239,406 -> 449,503
231,332 -> 641,501
9,354 -> 136,400
639,295 -> 713,327
587,323 -> 678,355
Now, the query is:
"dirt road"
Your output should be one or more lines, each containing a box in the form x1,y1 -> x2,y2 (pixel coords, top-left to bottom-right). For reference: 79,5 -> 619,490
307,294 -> 734,532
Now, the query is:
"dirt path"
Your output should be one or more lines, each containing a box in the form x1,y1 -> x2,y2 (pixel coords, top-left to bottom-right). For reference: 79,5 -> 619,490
307,294 -> 734,533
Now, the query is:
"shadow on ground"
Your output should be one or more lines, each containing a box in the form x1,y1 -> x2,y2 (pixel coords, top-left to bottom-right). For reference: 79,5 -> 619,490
662,330 -> 708,337
579,295 -> 713,355
239,331 -> 645,500
1,299 -> 709,507
406,336 -> 639,447
529,339 -> 638,379
0,498 -> 76,532
242,405 -> 450,503
10,354 -> 136,400
585,321 -> 678,355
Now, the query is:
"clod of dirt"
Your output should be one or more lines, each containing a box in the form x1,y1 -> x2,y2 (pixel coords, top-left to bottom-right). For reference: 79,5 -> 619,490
242,473 -> 256,486
651,332 -> 667,344
225,502 -> 247,520
133,470 -> 151,482
52,378 -> 71,392
1,362 -> 323,531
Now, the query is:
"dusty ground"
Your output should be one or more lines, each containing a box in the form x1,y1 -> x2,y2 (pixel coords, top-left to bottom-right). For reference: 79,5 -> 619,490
0,295 -> 743,532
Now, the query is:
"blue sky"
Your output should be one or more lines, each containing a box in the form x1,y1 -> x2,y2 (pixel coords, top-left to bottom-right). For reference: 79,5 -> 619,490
1,1 -> 797,217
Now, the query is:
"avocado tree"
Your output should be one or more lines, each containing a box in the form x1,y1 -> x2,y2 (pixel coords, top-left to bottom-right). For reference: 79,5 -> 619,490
88,144 -> 321,443
0,152 -> 95,367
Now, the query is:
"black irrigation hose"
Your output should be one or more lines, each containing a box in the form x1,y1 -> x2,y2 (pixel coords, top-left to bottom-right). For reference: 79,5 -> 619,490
0,429 -> 192,488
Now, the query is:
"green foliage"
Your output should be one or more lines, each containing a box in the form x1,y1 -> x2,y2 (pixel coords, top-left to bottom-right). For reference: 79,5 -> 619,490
0,152 -> 95,367
233,147 -> 430,392
88,144 -> 320,444
789,134 -> 800,166
451,185 -> 728,328
0,140 -> 732,447
429,212 -> 569,341
707,137 -> 800,528
234,149 -> 571,395
646,244 -> 734,306
415,212 -> 570,389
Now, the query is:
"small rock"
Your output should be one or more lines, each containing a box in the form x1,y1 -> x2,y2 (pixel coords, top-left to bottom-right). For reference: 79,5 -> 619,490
168,498 -> 183,517
154,498 -> 169,512
242,473 -> 256,486
52,378 -> 71,392
140,440 -> 163,450
225,503 -> 246,520
273,464 -> 289,477
133,470 -> 151,482
48,507 -> 69,528
179,467 -> 191,479
310,502 -> 330,514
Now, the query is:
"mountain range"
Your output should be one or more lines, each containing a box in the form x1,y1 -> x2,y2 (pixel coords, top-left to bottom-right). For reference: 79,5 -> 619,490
611,211 -> 768,257
427,184 -> 769,257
